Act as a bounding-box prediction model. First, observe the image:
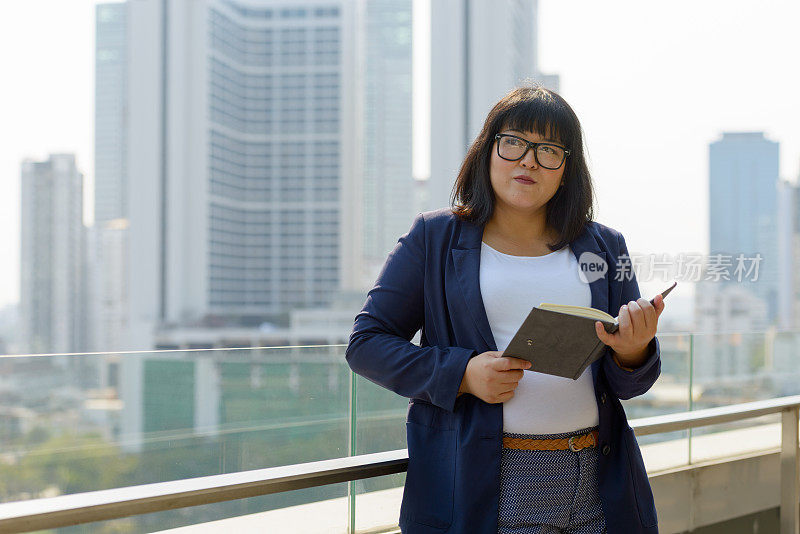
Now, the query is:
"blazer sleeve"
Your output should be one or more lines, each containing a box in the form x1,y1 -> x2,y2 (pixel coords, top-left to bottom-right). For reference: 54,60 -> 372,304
602,232 -> 662,401
345,214 -> 475,413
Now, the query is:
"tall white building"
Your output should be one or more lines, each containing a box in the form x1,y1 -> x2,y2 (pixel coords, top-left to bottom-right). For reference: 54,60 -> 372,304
20,154 -> 86,354
777,179 -> 796,329
428,0 -> 559,211
360,0 -> 414,286
126,0 -> 364,351
788,178 -> 800,330
95,2 -> 128,224
93,2 -> 130,354
90,220 -> 129,354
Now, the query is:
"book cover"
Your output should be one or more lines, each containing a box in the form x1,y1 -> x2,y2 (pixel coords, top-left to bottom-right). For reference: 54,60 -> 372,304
502,307 -> 617,380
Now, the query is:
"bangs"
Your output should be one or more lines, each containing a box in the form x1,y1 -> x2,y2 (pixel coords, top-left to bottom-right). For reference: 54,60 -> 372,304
496,92 -> 575,147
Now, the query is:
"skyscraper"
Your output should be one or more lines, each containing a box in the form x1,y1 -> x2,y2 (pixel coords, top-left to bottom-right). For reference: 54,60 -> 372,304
95,2 -> 128,224
794,179 -> 800,329
708,132 -> 780,322
125,0 -> 413,350
777,179 -> 796,329
89,219 -> 129,353
360,0 -> 414,286
428,0 -> 559,211
788,178 -> 800,329
93,2 -> 129,353
20,154 -> 86,354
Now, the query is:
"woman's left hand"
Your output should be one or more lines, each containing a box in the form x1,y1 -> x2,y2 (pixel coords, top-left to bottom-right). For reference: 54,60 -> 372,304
594,294 -> 665,370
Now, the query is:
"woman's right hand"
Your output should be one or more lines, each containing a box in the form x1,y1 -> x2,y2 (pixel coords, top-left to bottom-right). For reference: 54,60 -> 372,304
458,351 -> 531,404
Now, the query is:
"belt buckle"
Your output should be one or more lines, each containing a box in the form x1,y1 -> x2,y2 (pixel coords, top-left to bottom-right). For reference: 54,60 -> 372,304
568,436 -> 582,452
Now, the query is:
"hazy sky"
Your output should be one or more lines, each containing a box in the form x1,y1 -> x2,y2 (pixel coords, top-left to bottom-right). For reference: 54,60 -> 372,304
1,0 -> 799,310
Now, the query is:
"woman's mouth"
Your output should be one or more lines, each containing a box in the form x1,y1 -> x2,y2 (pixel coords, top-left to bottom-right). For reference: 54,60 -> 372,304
513,176 -> 536,185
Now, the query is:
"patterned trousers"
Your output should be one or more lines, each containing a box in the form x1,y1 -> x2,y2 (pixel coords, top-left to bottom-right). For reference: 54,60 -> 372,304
497,427 -> 606,534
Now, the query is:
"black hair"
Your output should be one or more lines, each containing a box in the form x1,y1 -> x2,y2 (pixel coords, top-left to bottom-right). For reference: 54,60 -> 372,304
451,84 -> 594,251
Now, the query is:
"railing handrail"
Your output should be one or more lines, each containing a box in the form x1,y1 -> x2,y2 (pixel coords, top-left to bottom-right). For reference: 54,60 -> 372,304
0,396 -> 799,533
0,450 -> 409,533
0,344 -> 350,359
632,394 -> 800,435
6,327 -> 800,359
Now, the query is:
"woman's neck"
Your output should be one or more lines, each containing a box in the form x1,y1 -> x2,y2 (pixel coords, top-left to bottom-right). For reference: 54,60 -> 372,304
483,207 -> 557,255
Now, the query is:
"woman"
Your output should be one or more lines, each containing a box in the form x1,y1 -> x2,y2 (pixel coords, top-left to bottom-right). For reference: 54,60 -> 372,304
346,85 -> 664,534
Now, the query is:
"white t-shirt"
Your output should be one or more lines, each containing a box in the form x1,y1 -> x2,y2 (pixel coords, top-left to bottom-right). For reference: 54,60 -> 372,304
479,241 -> 600,434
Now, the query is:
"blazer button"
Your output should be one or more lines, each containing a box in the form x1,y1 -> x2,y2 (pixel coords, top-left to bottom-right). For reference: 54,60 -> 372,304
602,444 -> 611,456
600,392 -> 607,404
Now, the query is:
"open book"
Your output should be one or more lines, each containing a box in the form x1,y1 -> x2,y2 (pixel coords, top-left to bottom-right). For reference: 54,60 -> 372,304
537,303 -> 620,332
501,282 -> 676,380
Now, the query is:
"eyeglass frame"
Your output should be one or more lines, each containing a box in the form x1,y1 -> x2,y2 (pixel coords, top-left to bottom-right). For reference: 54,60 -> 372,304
494,133 -> 571,170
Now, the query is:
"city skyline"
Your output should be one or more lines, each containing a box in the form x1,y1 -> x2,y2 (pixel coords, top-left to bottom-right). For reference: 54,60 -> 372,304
2,5 -> 800,528
2,0 -> 800,311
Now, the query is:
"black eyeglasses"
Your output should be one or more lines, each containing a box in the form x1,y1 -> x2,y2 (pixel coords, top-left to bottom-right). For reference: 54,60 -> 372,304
494,134 -> 571,170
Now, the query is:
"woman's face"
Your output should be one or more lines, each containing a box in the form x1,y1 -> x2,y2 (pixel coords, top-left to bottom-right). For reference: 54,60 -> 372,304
488,127 -> 566,217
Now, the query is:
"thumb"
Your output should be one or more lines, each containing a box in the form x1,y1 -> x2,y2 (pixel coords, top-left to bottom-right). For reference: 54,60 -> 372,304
595,321 -> 611,345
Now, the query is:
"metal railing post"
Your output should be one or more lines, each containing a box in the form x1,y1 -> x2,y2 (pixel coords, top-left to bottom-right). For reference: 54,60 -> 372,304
688,333 -> 694,464
348,370 -> 357,534
781,406 -> 800,534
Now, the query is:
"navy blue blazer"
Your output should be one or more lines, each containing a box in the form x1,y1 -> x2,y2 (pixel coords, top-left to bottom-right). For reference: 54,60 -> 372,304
346,208 -> 660,534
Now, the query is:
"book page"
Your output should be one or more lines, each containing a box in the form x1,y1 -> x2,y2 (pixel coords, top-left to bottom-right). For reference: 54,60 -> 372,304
537,303 -> 616,323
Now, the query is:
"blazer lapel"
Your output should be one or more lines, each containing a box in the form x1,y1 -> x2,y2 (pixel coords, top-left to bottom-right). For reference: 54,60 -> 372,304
568,227 -> 609,316
569,225 -> 611,382
452,219 -> 498,352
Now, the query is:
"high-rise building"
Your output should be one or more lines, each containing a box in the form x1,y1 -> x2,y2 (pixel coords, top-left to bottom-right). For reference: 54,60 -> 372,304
709,132 -> 780,322
789,178 -> 800,329
360,0 -> 414,286
93,2 -> 129,354
90,219 -> 129,354
428,0 -> 559,211
126,0 -> 365,351
20,154 -> 86,354
95,2 -> 128,224
777,179 -> 796,329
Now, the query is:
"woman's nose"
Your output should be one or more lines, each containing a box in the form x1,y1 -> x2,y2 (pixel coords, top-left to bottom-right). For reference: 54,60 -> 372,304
520,148 -> 538,169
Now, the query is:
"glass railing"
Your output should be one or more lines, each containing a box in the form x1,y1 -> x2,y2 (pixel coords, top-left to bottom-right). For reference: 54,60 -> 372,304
0,345 -> 354,532
623,330 -> 800,471
1,330 -> 799,532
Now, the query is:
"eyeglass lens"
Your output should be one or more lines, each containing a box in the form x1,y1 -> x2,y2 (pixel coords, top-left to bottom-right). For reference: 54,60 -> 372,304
497,136 -> 565,169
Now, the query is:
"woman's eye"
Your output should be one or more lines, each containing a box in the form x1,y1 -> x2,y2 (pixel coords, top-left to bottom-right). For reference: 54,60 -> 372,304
540,146 -> 556,154
505,138 -> 524,147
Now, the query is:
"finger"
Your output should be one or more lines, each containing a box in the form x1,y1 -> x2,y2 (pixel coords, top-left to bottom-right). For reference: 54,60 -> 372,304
653,293 -> 665,316
627,300 -> 645,336
498,369 -> 524,384
498,357 -> 532,371
497,390 -> 515,403
618,304 -> 631,338
499,377 -> 523,388
491,357 -> 511,371
638,297 -> 656,331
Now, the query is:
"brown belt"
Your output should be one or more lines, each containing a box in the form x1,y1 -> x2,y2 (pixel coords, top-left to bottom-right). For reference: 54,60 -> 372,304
502,430 -> 599,452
